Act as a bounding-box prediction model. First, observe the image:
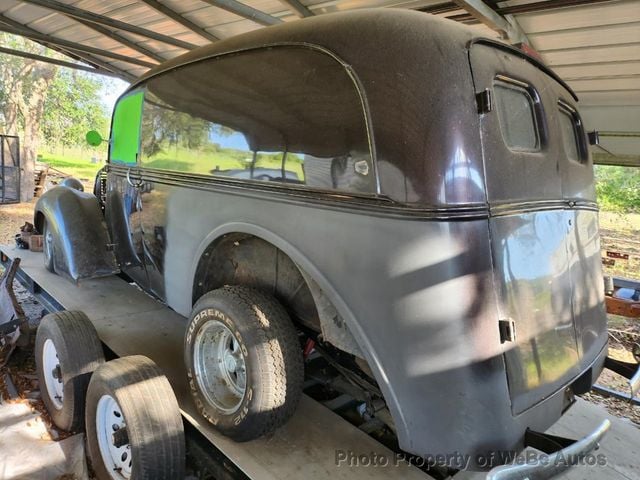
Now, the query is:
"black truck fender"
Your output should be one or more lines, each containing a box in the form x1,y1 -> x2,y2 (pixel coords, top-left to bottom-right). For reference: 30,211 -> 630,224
34,185 -> 119,282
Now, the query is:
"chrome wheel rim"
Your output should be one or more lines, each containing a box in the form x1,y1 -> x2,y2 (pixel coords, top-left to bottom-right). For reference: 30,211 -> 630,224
96,394 -> 132,480
193,320 -> 246,414
42,339 -> 63,409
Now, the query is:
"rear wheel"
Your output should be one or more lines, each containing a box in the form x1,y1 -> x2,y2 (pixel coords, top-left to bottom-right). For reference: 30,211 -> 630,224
185,286 -> 303,441
35,310 -> 105,431
85,356 -> 185,480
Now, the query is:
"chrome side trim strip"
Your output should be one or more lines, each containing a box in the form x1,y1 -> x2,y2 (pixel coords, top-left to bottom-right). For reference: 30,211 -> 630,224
107,164 -> 599,221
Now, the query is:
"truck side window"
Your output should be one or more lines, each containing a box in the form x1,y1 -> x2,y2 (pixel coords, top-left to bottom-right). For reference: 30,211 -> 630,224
110,91 -> 144,165
558,102 -> 586,164
138,46 -> 375,195
493,80 -> 540,152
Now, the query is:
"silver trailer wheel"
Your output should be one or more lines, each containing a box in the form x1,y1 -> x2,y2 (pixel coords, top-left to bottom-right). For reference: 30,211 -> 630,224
86,356 -> 185,480
35,310 -> 105,431
194,320 -> 247,414
96,394 -> 132,480
42,338 -> 64,409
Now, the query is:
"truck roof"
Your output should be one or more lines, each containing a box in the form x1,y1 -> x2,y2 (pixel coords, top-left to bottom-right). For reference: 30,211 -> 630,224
134,9 -> 576,101
135,9 -> 477,86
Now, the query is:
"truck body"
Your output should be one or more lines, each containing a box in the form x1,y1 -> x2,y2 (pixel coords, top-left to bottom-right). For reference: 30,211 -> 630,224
35,9 -> 609,469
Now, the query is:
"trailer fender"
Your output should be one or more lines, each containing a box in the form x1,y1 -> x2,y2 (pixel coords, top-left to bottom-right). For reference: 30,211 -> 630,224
34,186 -> 119,282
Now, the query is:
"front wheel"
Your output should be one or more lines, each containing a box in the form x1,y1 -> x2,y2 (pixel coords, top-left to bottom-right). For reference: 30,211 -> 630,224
42,218 -> 55,272
185,286 -> 303,441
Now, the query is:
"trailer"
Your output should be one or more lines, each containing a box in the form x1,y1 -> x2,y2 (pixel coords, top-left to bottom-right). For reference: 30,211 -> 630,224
0,244 -> 431,480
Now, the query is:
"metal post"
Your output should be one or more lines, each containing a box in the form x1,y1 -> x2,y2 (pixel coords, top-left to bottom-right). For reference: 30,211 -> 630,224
1,136 -> 5,203
250,151 -> 257,179
281,150 -> 288,179
15,136 -> 20,203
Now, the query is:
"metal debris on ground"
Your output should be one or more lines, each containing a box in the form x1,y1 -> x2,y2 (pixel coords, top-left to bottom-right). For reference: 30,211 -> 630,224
0,258 -> 28,367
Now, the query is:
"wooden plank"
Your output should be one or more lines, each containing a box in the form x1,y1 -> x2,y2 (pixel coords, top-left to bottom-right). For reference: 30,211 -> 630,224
0,245 -> 430,480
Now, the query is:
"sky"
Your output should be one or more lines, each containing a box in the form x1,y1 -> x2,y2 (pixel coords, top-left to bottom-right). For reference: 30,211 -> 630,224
100,77 -> 130,113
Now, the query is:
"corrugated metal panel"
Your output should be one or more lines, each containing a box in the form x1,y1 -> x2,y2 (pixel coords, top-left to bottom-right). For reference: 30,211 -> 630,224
570,77 -> 640,92
0,0 -> 638,112
509,0 -> 639,110
528,23 -> 640,51
544,44 -> 639,66
553,61 -> 640,81
579,91 -> 640,106
514,0 -> 640,33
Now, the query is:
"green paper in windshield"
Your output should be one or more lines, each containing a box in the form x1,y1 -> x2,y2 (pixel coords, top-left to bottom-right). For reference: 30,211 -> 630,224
110,91 -> 143,164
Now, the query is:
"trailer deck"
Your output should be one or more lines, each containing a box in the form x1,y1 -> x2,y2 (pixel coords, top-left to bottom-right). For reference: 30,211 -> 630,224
0,245 -> 429,480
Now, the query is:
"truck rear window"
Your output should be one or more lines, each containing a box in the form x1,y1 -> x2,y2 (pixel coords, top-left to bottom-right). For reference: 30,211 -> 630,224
494,80 -> 539,152
558,102 -> 586,164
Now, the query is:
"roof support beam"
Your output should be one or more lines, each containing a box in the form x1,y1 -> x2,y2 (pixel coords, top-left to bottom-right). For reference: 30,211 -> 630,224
18,0 -> 197,50
451,0 -> 529,45
0,14 -> 136,80
498,0 -> 617,16
55,48 -> 136,81
0,20 -> 156,68
0,45 -> 118,77
75,18 -> 165,63
277,0 -> 314,18
139,0 -> 219,42
434,1 -> 616,25
199,0 -> 283,26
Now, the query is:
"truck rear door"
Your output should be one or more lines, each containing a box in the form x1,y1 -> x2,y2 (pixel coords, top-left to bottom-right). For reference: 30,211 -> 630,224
469,42 -> 601,414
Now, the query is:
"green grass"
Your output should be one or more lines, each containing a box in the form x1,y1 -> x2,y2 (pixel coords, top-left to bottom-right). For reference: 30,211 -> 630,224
39,149 -> 104,181
39,145 -> 306,183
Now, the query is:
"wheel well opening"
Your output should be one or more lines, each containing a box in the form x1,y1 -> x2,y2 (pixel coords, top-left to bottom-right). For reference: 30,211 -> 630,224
192,233 -> 322,333
34,211 -> 44,233
191,233 -> 379,412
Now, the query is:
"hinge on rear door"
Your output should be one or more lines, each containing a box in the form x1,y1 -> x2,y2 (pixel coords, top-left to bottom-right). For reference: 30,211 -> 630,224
476,88 -> 493,114
499,319 -> 516,343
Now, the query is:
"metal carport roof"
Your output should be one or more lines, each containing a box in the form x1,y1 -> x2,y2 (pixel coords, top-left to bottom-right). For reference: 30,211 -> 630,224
0,0 -> 638,165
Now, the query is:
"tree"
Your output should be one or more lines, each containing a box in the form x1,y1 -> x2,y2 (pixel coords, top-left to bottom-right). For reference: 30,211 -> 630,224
595,165 -> 640,213
0,34 -> 57,201
41,69 -> 108,150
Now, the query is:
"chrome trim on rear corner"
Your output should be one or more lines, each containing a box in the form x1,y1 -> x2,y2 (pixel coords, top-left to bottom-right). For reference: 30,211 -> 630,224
486,419 -> 610,480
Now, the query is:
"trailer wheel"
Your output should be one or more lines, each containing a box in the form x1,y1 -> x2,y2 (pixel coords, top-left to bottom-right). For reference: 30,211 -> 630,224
85,356 -> 185,480
35,310 -> 105,431
42,218 -> 55,272
185,286 -> 303,441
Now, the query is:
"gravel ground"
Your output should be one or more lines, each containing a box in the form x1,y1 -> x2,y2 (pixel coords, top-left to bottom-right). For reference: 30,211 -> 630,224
0,201 -> 37,245
0,279 -> 68,441
600,211 -> 640,282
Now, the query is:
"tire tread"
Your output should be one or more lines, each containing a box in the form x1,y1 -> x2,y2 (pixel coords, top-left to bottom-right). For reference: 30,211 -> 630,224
189,286 -> 303,440
35,310 -> 105,431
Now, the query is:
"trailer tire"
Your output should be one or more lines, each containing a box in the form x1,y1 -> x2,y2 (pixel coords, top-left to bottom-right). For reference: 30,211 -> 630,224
35,310 -> 105,431
42,218 -> 55,272
185,286 -> 303,441
85,356 -> 185,480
